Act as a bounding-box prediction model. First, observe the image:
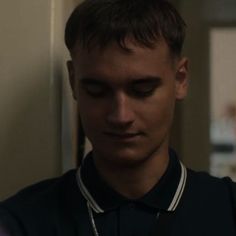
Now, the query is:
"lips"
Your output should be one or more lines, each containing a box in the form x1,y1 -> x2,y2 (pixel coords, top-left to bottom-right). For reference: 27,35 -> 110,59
103,131 -> 142,140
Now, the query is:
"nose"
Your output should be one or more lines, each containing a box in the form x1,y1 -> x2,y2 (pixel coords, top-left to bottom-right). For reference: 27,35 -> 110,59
106,92 -> 135,127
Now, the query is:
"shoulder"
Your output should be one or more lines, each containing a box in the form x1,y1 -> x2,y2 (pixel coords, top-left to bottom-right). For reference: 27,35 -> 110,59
184,168 -> 236,209
1,169 -> 77,209
186,168 -> 236,190
185,168 -> 236,194
0,169 -> 79,231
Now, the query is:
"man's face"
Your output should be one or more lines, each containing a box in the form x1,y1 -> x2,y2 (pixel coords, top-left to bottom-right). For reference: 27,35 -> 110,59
68,39 -> 188,167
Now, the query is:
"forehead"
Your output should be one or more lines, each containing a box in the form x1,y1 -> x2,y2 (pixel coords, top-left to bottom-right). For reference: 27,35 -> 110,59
72,39 -> 174,81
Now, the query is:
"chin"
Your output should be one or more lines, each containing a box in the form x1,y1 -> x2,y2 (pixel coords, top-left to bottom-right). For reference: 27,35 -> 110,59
95,147 -> 152,168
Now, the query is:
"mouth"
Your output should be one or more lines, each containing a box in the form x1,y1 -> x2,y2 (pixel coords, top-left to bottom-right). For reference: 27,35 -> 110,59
103,132 -> 143,140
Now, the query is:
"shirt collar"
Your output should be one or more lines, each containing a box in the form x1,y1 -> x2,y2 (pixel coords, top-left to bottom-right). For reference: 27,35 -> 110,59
76,149 -> 187,214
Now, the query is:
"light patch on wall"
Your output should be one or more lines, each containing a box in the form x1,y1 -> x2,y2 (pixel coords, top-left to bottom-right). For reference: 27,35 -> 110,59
210,28 -> 236,180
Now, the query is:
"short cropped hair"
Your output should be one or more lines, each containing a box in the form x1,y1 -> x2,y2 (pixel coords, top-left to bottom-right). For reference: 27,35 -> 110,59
65,0 -> 186,57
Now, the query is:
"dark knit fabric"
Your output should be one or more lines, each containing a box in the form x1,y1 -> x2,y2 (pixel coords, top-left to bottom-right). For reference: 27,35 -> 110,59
0,155 -> 236,236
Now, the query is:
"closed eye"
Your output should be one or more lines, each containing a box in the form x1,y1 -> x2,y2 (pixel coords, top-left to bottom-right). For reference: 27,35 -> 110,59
130,79 -> 161,97
80,79 -> 109,97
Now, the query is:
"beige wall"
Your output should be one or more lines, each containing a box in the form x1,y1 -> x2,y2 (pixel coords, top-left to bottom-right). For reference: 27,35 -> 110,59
0,0 -> 69,200
171,0 -> 210,171
210,28 -> 236,119
177,0 -> 236,171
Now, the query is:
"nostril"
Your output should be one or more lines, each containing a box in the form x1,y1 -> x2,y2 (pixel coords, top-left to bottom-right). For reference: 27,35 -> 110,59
106,115 -> 134,128
106,108 -> 134,126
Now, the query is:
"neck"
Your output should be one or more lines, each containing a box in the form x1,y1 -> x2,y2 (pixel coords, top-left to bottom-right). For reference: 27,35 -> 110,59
93,145 -> 169,199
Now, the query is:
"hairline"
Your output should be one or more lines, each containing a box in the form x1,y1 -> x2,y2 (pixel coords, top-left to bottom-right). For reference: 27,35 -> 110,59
69,36 -> 181,62
69,36 -> 181,73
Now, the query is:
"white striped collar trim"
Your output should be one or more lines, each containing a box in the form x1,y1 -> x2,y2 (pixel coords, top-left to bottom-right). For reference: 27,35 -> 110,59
76,161 -> 187,213
167,162 -> 187,211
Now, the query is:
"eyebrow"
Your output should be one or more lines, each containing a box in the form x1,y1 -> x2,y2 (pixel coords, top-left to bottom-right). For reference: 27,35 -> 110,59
131,76 -> 162,85
80,77 -> 103,82
79,76 -> 162,85
79,78 -> 108,86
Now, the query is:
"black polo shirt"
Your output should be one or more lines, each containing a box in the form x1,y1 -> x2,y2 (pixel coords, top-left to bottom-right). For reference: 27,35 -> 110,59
1,149 -> 236,236
77,149 -> 187,236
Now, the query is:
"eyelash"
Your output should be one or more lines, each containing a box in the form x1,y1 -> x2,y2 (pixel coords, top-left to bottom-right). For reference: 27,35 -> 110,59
83,85 -> 108,97
131,88 -> 156,97
83,83 -> 159,98
130,83 -> 158,97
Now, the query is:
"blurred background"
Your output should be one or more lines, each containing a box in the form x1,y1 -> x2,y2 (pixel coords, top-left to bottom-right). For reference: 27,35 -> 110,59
0,0 -> 236,200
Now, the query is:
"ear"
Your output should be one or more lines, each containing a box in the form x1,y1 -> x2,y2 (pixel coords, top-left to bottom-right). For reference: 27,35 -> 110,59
175,57 -> 189,100
67,60 -> 77,100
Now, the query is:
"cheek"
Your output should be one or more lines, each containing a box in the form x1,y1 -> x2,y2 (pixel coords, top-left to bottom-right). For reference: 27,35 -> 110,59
78,98 -> 106,130
141,93 -> 175,131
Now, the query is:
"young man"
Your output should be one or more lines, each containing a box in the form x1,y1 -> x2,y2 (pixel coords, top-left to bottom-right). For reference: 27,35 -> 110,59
0,0 -> 236,235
